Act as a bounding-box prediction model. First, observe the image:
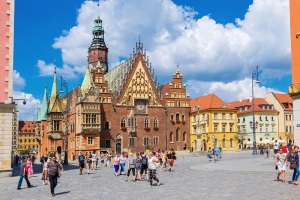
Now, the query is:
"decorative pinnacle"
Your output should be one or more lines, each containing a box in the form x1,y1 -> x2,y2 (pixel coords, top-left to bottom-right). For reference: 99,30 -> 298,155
54,59 -> 57,73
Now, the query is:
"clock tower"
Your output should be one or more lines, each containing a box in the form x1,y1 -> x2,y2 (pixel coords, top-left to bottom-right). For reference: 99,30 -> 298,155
88,12 -> 108,73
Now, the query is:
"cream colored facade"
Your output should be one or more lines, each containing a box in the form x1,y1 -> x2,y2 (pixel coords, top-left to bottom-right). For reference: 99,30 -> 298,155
12,108 -> 18,156
266,93 -> 293,141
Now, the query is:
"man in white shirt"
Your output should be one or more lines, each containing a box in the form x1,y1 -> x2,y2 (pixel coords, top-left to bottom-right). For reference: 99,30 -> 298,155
274,140 -> 280,154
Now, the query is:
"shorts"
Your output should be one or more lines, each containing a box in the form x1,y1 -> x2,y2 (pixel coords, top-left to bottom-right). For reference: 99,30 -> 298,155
136,164 -> 141,170
101,160 -> 104,163
274,149 -> 279,154
114,164 -> 119,173
277,164 -> 286,171
140,164 -> 148,174
79,163 -> 84,168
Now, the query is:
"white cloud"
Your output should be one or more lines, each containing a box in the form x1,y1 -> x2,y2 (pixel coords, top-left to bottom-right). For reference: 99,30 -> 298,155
13,91 -> 41,121
48,0 -> 290,84
13,70 -> 26,91
187,77 -> 283,102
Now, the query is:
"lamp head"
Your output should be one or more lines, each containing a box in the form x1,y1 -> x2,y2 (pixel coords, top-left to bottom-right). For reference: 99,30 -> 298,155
23,100 -> 26,105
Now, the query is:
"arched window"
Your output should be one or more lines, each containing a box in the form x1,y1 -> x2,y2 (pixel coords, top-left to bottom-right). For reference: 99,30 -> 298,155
176,128 -> 180,141
170,132 -> 173,142
176,113 -> 180,120
104,121 -> 110,130
222,139 -> 226,148
121,117 -> 126,127
145,117 -> 149,128
230,138 -> 233,148
183,132 -> 186,142
154,117 -> 158,127
182,114 -> 185,121
170,114 -> 174,121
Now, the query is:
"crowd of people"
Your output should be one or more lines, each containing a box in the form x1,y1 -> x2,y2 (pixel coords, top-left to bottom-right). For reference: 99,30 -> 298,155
207,146 -> 222,162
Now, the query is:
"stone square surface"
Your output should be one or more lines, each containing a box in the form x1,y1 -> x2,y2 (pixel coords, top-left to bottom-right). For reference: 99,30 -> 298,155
0,151 -> 300,200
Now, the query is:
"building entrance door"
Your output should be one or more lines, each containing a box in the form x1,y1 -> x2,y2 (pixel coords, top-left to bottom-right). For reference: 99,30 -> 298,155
116,143 -> 121,154
57,146 -> 62,154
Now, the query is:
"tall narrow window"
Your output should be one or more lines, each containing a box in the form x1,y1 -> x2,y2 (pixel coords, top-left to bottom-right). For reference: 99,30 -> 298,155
129,138 -> 135,146
53,121 -> 60,131
121,117 -> 126,127
182,115 -> 185,121
170,132 -> 173,143
154,117 -> 158,127
176,128 -> 180,141
183,132 -> 186,142
145,117 -> 149,128
104,121 -> 110,130
86,115 -> 91,123
170,114 -> 174,121
222,139 -> 226,148
176,113 -> 180,120
154,137 -> 159,145
143,138 -> 149,146
230,139 -> 233,148
87,137 -> 94,145
92,114 -> 97,123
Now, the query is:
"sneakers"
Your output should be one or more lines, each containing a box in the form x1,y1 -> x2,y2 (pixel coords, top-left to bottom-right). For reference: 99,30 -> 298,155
17,188 -> 21,190
157,181 -> 160,186
28,185 -> 33,188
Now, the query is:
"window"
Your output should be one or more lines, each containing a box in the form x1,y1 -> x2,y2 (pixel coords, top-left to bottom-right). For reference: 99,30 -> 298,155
230,139 -> 233,148
193,115 -> 196,122
85,114 -> 91,123
154,117 -> 158,127
214,125 -> 218,132
214,113 -> 217,119
265,116 -> 268,121
237,118 -> 240,123
121,117 -> 126,127
286,126 -> 289,133
33,139 -> 35,142
92,114 -> 97,123
144,117 -> 149,128
222,125 -> 226,132
170,132 -> 173,142
154,137 -> 159,145
176,113 -> 180,120
272,126 -> 275,132
183,132 -> 186,142
289,126 -> 292,133
242,118 -> 245,123
229,113 -> 233,120
87,137 -> 94,145
104,121 -> 110,130
193,127 -> 197,134
260,126 -> 263,132
105,140 -> 111,148
144,137 -> 149,146
285,115 -> 288,121
222,139 -> 226,148
229,125 -> 233,132
24,139 -> 27,142
265,127 -> 268,132
129,138 -> 135,146
289,115 -> 292,121
176,129 -> 180,141
53,120 -> 60,131
222,113 -> 225,120
271,116 -> 274,121
128,118 -> 131,127
28,139 -> 31,143
181,115 -> 185,121
170,114 -> 174,121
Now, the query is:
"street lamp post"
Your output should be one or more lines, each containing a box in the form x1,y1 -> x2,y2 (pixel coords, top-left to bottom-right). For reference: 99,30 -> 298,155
60,76 -> 69,165
251,66 -> 260,155
195,106 -> 201,152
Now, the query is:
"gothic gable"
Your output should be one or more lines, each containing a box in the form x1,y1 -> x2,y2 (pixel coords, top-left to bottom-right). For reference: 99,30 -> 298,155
79,86 -> 101,103
117,54 -> 161,106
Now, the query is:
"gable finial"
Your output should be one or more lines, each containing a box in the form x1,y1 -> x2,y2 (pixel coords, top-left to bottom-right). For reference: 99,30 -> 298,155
54,59 -> 57,73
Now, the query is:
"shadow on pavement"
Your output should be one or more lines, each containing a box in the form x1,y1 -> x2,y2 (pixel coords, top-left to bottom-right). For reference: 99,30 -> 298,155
56,191 -> 70,196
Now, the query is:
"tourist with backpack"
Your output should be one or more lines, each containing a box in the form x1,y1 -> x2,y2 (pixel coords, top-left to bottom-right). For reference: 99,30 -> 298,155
140,152 -> 149,181
126,153 -> 136,182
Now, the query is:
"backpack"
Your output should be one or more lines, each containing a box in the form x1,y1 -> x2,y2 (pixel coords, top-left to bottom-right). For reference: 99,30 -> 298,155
141,156 -> 147,165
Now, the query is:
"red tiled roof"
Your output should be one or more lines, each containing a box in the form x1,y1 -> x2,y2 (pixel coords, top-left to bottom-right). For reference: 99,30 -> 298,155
228,98 -> 278,114
190,94 -> 235,112
19,121 -> 36,132
273,93 -> 293,111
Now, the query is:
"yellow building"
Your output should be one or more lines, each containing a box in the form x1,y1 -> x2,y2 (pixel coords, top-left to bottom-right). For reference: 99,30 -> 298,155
18,121 -> 39,155
190,94 -> 238,151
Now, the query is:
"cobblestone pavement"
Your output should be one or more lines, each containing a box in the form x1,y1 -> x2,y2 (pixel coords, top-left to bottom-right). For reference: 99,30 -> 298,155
1,151 -> 300,200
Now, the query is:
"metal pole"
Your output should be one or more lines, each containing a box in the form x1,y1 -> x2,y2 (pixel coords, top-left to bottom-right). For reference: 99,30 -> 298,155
252,66 -> 259,155
65,83 -> 69,165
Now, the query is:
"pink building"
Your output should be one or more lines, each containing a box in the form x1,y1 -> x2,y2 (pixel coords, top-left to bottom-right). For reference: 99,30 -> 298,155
0,0 -> 15,177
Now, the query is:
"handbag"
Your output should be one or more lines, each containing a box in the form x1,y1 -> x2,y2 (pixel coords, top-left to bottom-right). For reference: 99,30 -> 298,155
290,163 -> 296,170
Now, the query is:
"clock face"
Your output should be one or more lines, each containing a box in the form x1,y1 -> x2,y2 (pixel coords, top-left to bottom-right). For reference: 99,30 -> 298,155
136,102 -> 145,110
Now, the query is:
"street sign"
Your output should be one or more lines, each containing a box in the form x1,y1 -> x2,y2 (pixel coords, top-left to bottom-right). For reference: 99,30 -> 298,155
212,135 -> 215,141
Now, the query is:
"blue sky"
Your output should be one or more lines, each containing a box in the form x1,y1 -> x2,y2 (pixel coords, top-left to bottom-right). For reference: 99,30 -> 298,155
13,0 -> 291,120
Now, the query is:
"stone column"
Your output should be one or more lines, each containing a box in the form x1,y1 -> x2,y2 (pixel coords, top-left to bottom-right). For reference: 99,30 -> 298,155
0,104 -> 14,177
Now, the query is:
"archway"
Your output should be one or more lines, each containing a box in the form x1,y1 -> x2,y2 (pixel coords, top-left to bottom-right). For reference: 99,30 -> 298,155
57,146 -> 62,154
115,134 -> 123,154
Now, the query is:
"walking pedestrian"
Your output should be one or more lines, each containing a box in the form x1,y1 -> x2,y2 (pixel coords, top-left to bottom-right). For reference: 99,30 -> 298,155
135,153 -> 142,181
160,151 -> 168,172
140,152 -> 149,181
78,152 -> 85,175
113,154 -> 120,176
100,152 -> 105,168
26,157 -> 33,177
214,146 -> 220,162
107,153 -> 112,168
86,152 -> 92,174
46,156 -> 60,197
59,154 -> 64,171
126,153 -> 136,182
275,148 -> 288,182
219,146 -> 223,159
92,150 -> 97,170
17,157 -> 33,190
291,146 -> 299,185
119,152 -> 127,175
207,147 -> 213,161
265,143 -> 270,159
147,153 -> 160,187
42,158 -> 50,185
274,140 -> 280,154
